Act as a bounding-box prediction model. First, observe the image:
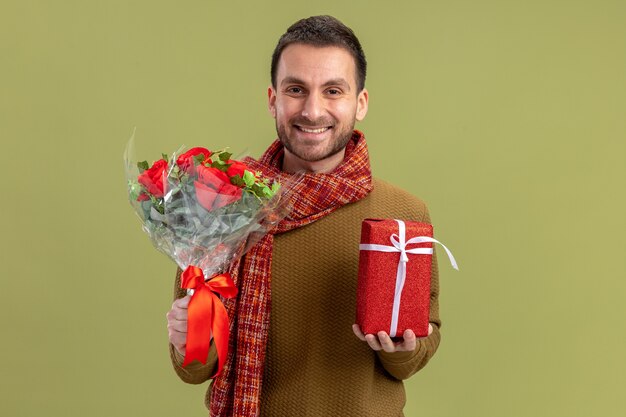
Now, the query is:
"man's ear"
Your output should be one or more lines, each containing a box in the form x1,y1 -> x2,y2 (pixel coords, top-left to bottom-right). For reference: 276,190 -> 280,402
356,88 -> 369,121
268,86 -> 277,118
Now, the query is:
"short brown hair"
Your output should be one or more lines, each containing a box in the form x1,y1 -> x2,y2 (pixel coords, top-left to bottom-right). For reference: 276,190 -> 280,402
271,15 -> 367,92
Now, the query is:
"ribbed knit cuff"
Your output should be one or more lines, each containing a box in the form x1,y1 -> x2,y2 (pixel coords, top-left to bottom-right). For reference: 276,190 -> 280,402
170,342 -> 217,371
171,344 -> 186,366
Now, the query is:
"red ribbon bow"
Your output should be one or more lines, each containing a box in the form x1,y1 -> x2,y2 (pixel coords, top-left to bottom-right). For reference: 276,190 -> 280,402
180,265 -> 238,377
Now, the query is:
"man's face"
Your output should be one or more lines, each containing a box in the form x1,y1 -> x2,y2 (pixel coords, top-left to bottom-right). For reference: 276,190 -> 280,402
268,44 -> 368,172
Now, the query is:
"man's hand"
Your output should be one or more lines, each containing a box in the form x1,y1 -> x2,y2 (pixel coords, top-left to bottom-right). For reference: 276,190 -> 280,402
166,295 -> 190,356
352,323 -> 433,353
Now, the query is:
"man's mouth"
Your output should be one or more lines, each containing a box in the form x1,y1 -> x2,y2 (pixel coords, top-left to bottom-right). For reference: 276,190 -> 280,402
295,125 -> 331,134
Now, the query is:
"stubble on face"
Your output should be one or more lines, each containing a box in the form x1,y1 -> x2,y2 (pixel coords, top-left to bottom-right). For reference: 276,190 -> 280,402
275,115 -> 355,163
270,44 -> 368,172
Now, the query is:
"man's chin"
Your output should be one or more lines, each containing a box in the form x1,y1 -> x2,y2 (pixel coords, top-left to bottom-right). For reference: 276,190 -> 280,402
278,128 -> 354,163
288,145 -> 346,163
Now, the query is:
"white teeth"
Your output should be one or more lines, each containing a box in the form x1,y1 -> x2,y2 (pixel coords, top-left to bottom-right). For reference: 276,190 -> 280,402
299,126 -> 329,134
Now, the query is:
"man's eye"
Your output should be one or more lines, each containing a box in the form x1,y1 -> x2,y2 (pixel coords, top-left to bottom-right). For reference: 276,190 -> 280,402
287,87 -> 303,94
326,88 -> 342,95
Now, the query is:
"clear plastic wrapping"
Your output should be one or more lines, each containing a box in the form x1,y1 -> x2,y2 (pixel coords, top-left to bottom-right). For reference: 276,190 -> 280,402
124,134 -> 293,280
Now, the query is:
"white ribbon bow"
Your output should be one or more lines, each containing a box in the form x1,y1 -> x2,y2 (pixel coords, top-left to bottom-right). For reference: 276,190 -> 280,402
359,219 -> 458,337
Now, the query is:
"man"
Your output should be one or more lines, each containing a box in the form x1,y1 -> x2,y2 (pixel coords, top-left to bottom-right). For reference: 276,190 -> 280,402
166,15 -> 441,416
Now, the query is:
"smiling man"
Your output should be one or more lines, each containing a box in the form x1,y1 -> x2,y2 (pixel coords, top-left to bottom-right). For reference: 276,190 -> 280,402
269,43 -> 369,173
166,15 -> 441,417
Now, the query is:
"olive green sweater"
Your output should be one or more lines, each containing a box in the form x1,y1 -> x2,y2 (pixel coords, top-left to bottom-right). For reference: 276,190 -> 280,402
169,178 -> 441,416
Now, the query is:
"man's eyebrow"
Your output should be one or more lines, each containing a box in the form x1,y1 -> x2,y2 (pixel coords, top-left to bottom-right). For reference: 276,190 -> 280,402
280,76 -> 306,87
322,78 -> 351,91
280,76 -> 351,92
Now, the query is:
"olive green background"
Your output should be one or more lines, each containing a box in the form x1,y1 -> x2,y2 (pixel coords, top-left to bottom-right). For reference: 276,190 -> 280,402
1,0 -> 624,416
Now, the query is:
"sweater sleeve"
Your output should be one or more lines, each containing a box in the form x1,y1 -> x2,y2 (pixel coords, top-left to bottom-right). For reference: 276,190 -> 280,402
376,205 -> 442,380
168,267 -> 218,384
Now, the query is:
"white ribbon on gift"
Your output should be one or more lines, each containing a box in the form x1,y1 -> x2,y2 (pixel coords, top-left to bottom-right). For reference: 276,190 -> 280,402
359,219 -> 459,337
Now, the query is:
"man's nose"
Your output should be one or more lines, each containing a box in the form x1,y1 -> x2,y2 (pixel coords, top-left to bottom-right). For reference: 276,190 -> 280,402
301,93 -> 324,121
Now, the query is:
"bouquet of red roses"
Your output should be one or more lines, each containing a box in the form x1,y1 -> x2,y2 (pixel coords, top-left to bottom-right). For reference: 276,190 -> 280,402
124,141 -> 289,377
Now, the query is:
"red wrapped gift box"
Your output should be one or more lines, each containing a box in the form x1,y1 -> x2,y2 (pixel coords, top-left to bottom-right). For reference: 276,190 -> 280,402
356,219 -> 435,338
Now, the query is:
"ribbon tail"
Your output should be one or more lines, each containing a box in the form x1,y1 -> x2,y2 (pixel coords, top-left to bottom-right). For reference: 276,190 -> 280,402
183,287 -> 214,367
210,296 -> 230,378
439,243 -> 459,271
426,238 -> 459,271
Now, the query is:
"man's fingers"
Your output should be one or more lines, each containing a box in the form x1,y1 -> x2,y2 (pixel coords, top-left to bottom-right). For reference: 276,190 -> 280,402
167,296 -> 191,357
365,334 -> 382,351
352,324 -> 367,341
166,308 -> 188,322
377,331 -> 396,353
355,325 -> 430,352
168,328 -> 187,343
168,327 -> 187,354
172,340 -> 186,356
400,329 -> 417,351
174,309 -> 188,321
172,295 -> 191,309
354,325 -> 384,351
168,318 -> 188,333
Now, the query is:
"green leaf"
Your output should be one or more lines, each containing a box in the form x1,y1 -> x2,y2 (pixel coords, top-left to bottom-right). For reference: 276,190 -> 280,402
194,154 -> 205,165
250,182 -> 274,200
243,170 -> 256,187
211,159 -> 227,171
150,194 -> 165,214
162,153 -> 169,163
262,185 -> 273,198
137,161 -> 149,172
249,183 -> 263,198
128,181 -> 142,201
271,181 -> 281,195
230,175 -> 246,187
140,200 -> 152,218
219,152 -> 232,162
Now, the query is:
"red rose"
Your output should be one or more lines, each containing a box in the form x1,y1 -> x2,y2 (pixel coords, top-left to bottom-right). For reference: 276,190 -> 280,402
137,192 -> 150,201
194,181 -> 242,211
197,165 -> 230,189
138,159 -> 168,198
213,182 -> 243,209
194,181 -> 219,211
195,165 -> 243,211
226,160 -> 249,179
176,147 -> 211,175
